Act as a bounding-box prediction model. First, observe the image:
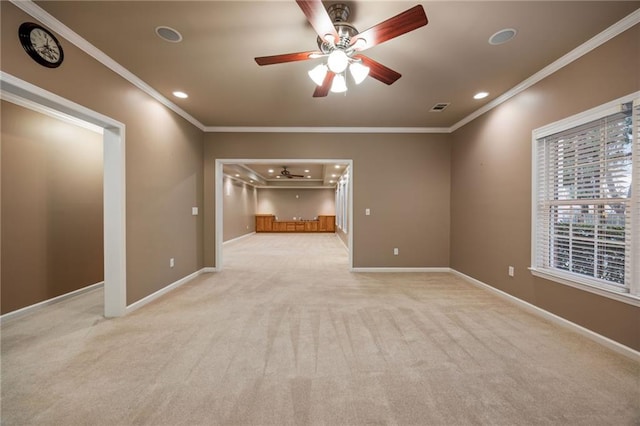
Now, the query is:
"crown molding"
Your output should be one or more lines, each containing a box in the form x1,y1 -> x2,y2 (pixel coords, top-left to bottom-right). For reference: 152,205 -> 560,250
449,8 -> 640,132
204,126 -> 450,133
10,0 -> 206,131
11,1 -> 640,135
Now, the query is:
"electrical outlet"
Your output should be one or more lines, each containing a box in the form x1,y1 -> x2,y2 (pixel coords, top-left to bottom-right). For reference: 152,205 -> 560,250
393,248 -> 399,256
508,266 -> 514,277
365,208 -> 370,216
170,258 -> 175,268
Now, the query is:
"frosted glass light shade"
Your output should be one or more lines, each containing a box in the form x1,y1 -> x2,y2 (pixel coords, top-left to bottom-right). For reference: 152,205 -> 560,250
327,50 -> 349,73
330,74 -> 347,93
349,62 -> 370,84
308,64 -> 328,86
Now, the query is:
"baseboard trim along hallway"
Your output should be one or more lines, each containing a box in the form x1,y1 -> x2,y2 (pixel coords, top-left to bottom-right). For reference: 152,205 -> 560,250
0,281 -> 104,324
451,269 -> 640,362
125,268 -> 214,314
2,233 -> 637,424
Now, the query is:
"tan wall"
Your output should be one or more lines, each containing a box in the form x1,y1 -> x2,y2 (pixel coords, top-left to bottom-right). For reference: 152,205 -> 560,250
1,3 -> 204,305
1,101 -> 103,314
223,177 -> 257,242
257,188 -> 335,221
450,25 -> 640,350
204,133 -> 451,268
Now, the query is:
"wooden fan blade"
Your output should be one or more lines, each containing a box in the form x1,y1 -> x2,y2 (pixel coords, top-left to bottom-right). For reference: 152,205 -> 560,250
354,55 -> 402,85
313,71 -> 335,97
296,0 -> 339,43
313,77 -> 332,97
351,5 -> 427,51
255,51 -> 321,66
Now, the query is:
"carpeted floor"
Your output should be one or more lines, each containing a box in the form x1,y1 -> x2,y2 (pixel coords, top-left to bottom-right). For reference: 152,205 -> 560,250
1,233 -> 638,425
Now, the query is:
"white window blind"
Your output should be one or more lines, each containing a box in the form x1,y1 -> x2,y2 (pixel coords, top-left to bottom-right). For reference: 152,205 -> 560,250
534,98 -> 639,295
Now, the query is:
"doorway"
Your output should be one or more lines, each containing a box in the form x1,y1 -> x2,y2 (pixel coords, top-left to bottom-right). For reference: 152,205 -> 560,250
215,159 -> 354,271
1,72 -> 126,317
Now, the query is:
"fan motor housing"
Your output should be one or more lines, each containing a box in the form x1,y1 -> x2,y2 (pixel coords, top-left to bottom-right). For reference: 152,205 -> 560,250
317,3 -> 359,52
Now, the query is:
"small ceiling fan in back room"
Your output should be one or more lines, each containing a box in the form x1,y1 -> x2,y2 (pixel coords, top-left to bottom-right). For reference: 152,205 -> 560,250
280,166 -> 305,178
255,0 -> 428,97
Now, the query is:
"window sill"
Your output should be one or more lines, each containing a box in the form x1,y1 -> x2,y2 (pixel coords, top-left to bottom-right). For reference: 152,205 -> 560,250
529,267 -> 640,307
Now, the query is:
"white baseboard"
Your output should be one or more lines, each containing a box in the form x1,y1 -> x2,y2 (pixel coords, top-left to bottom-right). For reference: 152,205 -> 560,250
335,233 -> 349,252
0,281 -> 104,323
223,232 -> 256,245
351,267 -> 452,273
450,269 -> 640,362
125,268 -> 210,314
201,267 -> 217,273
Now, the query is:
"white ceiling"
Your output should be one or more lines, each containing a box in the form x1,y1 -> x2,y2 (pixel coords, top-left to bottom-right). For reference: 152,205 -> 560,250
223,162 -> 349,188
33,1 -> 639,130
23,1 -> 640,187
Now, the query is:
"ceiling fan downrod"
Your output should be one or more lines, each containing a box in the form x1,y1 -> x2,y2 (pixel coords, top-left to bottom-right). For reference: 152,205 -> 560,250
318,3 -> 359,54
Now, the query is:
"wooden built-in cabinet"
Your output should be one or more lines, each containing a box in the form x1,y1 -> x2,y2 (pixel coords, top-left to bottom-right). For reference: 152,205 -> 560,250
256,215 -> 335,233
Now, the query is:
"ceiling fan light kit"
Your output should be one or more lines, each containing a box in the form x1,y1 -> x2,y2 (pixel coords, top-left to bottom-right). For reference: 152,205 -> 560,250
255,0 -> 428,97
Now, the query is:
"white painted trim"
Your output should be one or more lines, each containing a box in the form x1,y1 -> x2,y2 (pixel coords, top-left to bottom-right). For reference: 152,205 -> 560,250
451,269 -> 640,362
450,9 -> 640,132
532,92 -> 640,139
216,159 -> 354,272
0,91 -> 103,134
204,126 -> 450,134
10,0 -> 205,131
351,267 -> 452,273
0,282 -> 104,323
529,268 -> 640,307
530,92 -> 640,306
336,232 -> 349,252
215,161 -> 224,270
201,267 -> 218,273
223,232 -> 256,245
11,1 -> 638,135
125,268 -> 208,314
1,72 -> 127,318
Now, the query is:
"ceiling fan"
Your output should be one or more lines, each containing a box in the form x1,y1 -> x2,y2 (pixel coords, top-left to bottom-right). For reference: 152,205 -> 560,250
255,0 -> 428,97
281,166 -> 305,178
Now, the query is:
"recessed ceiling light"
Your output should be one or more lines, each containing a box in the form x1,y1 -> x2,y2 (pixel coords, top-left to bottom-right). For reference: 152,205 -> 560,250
304,169 -> 310,173
488,28 -> 517,45
173,91 -> 188,99
235,174 -> 240,177
474,92 -> 489,100
334,165 -> 341,169
306,175 -> 312,178
276,176 -> 281,179
155,26 -> 183,43
268,169 -> 274,173
332,174 -> 337,177
329,180 -> 335,184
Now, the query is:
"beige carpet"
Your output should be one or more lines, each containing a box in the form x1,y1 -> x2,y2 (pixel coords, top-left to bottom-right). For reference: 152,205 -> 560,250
1,233 -> 638,425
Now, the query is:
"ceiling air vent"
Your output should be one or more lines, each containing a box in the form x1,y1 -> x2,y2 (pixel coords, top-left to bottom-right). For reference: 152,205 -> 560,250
430,103 -> 450,112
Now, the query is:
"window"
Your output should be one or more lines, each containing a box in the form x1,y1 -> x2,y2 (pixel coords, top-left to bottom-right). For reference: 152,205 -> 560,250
532,94 -> 639,303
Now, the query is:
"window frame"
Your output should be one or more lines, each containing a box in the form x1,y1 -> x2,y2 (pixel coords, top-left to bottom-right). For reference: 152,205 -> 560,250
531,92 -> 640,307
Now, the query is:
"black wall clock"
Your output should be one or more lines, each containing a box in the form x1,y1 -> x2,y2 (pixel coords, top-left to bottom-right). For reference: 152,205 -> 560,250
18,22 -> 64,68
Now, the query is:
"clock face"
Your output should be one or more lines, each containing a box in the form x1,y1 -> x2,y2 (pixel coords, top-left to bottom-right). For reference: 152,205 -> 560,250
19,22 -> 64,68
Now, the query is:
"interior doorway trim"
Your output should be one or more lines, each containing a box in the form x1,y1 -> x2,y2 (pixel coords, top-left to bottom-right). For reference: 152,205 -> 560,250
215,159 -> 354,270
1,71 -> 127,317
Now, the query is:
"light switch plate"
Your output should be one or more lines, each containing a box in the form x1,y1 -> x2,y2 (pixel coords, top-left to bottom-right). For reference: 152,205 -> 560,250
192,207 -> 198,216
